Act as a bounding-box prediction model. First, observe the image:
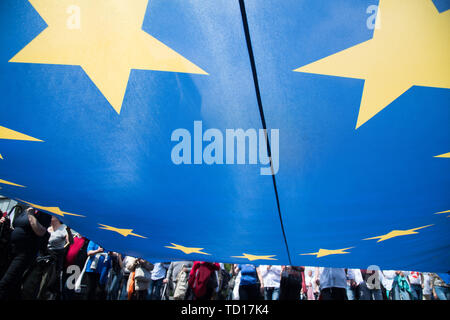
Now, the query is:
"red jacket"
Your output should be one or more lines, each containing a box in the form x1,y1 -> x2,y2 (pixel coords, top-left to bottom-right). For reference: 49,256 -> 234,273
65,236 -> 86,267
188,261 -> 220,298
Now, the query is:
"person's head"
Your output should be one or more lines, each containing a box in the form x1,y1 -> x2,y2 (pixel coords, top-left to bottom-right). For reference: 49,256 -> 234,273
51,215 -> 62,227
307,269 -> 312,277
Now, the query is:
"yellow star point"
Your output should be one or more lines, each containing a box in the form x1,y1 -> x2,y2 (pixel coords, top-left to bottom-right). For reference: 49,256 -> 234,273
0,125 -> 42,159
435,210 -> 450,215
364,225 -> 433,242
10,0 -> 207,114
0,126 -> 42,142
0,179 -> 26,188
19,200 -> 85,217
294,0 -> 450,129
434,152 -> 450,158
300,247 -> 354,258
165,243 -> 210,255
98,224 -> 147,238
231,253 -> 277,261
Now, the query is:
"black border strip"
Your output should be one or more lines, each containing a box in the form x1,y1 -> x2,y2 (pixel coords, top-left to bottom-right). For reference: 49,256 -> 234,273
238,0 -> 292,265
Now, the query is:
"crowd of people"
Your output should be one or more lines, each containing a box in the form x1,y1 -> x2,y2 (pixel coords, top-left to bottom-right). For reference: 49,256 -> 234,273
0,203 -> 449,301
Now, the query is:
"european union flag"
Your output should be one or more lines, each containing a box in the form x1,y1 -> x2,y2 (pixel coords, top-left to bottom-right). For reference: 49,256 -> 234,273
244,0 -> 450,271
0,0 -> 449,272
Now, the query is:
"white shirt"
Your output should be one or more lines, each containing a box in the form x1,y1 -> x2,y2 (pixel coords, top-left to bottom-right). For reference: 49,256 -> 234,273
382,270 -> 397,291
423,273 -> 432,295
304,267 -> 319,292
304,266 -> 315,277
346,269 -> 364,285
47,224 -> 68,250
408,272 -> 422,285
232,272 -> 241,300
151,262 -> 169,280
320,268 -> 347,289
122,256 -> 135,275
259,265 -> 281,288
304,267 -> 314,286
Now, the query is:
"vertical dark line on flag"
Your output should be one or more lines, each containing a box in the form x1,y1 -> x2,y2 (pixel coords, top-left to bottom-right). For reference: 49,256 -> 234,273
238,0 -> 292,265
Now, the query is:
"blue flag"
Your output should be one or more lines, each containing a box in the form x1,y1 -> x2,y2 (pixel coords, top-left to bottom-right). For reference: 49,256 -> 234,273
0,0 -> 449,272
244,0 -> 450,271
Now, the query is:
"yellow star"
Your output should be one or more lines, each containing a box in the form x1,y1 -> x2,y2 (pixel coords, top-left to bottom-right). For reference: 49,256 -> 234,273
0,126 -> 42,142
0,179 -> 25,188
300,247 -> 354,258
364,225 -> 433,242
434,152 -> 450,158
231,253 -> 277,261
435,210 -> 450,215
98,224 -> 147,238
10,0 -> 207,114
19,200 -> 85,217
0,125 -> 43,159
295,0 -> 450,129
165,243 -> 210,255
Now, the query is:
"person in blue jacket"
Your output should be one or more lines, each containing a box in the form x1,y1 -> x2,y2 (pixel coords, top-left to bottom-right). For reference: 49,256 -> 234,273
85,240 -> 111,300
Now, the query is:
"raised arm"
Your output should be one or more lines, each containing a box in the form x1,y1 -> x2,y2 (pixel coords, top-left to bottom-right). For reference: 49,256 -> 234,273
27,210 -> 47,237
87,245 -> 104,256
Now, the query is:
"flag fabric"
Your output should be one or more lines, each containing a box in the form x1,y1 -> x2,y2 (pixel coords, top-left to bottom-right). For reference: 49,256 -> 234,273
0,0 -> 449,272
244,0 -> 450,271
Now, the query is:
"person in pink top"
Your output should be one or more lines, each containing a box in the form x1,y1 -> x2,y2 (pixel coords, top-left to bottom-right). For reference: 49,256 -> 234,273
65,232 -> 86,268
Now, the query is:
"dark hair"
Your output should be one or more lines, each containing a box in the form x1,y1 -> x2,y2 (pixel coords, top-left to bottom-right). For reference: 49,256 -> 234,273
52,215 -> 63,224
